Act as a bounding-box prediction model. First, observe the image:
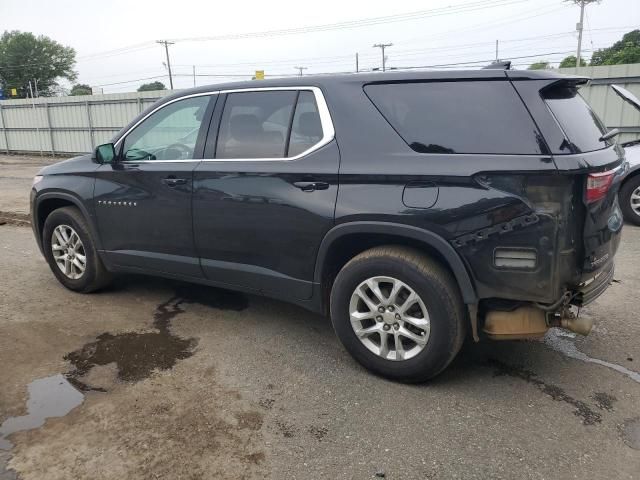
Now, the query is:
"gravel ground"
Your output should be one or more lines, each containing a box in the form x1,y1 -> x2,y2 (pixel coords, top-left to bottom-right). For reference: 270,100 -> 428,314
0,154 -> 639,479
0,154 -> 58,217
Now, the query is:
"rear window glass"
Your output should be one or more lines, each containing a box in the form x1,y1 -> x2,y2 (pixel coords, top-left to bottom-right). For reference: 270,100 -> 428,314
543,85 -> 609,153
364,81 -> 544,155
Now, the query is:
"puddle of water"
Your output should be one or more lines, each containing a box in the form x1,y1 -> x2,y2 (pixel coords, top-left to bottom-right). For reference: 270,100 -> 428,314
0,375 -> 84,451
65,297 -> 197,385
544,328 -> 640,384
64,286 -> 249,387
0,285 -> 250,476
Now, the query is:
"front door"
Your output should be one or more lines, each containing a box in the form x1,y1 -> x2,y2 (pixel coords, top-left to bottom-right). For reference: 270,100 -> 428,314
94,94 -> 216,277
192,88 -> 339,299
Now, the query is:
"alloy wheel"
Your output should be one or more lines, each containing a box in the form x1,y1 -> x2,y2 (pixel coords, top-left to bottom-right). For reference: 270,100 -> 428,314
349,276 -> 431,361
51,225 -> 87,280
631,186 -> 640,217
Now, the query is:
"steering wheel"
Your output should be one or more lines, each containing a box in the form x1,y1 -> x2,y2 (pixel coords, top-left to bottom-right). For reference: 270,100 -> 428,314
163,143 -> 193,160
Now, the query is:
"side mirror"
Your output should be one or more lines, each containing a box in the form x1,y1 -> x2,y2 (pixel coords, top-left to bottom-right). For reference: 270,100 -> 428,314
95,143 -> 116,164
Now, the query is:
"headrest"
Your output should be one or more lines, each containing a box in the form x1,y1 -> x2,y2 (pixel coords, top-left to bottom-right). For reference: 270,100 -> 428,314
298,112 -> 322,138
230,114 -> 262,141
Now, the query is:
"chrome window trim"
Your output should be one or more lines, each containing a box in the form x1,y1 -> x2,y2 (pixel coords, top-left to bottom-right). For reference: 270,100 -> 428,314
115,86 -> 334,164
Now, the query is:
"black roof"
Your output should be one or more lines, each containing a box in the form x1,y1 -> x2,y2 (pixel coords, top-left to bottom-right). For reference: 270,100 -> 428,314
162,69 -> 589,102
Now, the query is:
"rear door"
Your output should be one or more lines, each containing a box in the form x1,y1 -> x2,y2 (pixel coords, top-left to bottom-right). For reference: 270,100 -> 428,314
192,87 -> 339,300
94,94 -> 216,277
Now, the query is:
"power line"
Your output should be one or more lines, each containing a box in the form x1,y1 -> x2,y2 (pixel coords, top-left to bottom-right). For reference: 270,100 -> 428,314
90,47 -> 600,88
165,0 -> 530,43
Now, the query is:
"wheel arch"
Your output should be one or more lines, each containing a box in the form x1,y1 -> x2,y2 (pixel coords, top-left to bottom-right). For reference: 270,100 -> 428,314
622,167 -> 640,187
34,192 -> 101,251
315,222 -> 477,310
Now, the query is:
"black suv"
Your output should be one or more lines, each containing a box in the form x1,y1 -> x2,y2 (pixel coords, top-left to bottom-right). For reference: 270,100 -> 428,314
31,70 -> 626,382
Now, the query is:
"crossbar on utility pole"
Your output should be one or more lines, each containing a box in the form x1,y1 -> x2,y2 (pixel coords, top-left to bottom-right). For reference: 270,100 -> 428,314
157,40 -> 175,89
294,66 -> 307,76
373,43 -> 393,72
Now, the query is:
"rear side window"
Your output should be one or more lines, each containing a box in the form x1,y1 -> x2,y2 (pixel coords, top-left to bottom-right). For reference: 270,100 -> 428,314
216,90 -> 324,159
289,91 -> 323,157
364,81 -> 544,155
216,91 -> 296,159
542,85 -> 609,153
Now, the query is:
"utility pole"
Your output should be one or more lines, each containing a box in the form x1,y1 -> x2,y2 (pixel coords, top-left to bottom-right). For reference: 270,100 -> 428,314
576,0 -> 585,67
373,43 -> 393,72
192,65 -> 196,88
294,66 -> 307,76
570,0 -> 598,68
495,40 -> 499,61
355,53 -> 359,73
156,40 -> 175,89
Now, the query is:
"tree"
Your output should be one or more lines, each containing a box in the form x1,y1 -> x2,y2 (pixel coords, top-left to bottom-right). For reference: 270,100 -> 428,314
137,81 -> 166,92
0,30 -> 76,98
528,61 -> 551,70
559,55 -> 587,68
590,29 -> 640,66
70,83 -> 92,96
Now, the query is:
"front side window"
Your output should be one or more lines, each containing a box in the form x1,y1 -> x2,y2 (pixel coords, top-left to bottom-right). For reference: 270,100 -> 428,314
216,90 -> 324,159
122,95 -> 211,161
364,81 -> 545,155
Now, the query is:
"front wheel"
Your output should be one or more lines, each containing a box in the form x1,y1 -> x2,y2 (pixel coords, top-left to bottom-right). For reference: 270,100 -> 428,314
42,206 -> 112,292
330,246 -> 466,383
620,175 -> 640,226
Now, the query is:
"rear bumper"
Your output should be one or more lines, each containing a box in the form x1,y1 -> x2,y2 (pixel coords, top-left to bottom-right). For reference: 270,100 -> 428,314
572,261 -> 615,306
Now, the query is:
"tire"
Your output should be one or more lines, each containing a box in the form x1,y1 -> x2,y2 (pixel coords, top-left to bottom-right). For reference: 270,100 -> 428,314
330,245 -> 466,383
42,206 -> 112,292
620,175 -> 640,226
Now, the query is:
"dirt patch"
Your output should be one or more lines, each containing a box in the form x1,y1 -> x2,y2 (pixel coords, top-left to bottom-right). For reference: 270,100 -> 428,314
592,392 -> 617,411
0,211 -> 30,227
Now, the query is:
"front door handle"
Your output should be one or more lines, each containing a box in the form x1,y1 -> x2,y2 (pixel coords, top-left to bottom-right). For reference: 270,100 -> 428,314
293,181 -> 329,192
162,177 -> 187,187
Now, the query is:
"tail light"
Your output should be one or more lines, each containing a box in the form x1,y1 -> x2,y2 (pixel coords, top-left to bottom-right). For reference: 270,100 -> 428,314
586,170 -> 615,203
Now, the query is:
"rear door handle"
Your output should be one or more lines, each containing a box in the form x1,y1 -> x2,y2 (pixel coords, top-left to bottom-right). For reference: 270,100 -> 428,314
293,181 -> 329,192
162,177 -> 187,187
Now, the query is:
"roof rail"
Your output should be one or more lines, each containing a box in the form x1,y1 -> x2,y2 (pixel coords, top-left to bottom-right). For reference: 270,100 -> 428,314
482,60 -> 512,70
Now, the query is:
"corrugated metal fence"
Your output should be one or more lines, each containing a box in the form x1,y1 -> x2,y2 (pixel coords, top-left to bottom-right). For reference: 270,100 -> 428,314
0,91 -> 165,155
559,63 -> 640,144
1,63 -> 639,155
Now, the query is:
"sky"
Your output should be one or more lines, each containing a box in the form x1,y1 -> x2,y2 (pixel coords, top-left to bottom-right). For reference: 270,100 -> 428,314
1,0 -> 639,93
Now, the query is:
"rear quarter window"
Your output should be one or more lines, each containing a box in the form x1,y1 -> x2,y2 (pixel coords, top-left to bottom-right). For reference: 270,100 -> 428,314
364,80 -> 545,155
542,84 -> 610,154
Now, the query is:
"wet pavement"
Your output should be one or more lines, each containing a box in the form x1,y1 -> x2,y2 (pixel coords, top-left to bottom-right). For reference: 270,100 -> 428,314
1,223 -> 640,479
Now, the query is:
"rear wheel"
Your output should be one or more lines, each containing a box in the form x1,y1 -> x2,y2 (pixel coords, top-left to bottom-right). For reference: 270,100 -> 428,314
42,207 -> 112,292
330,246 -> 466,383
620,175 -> 640,226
